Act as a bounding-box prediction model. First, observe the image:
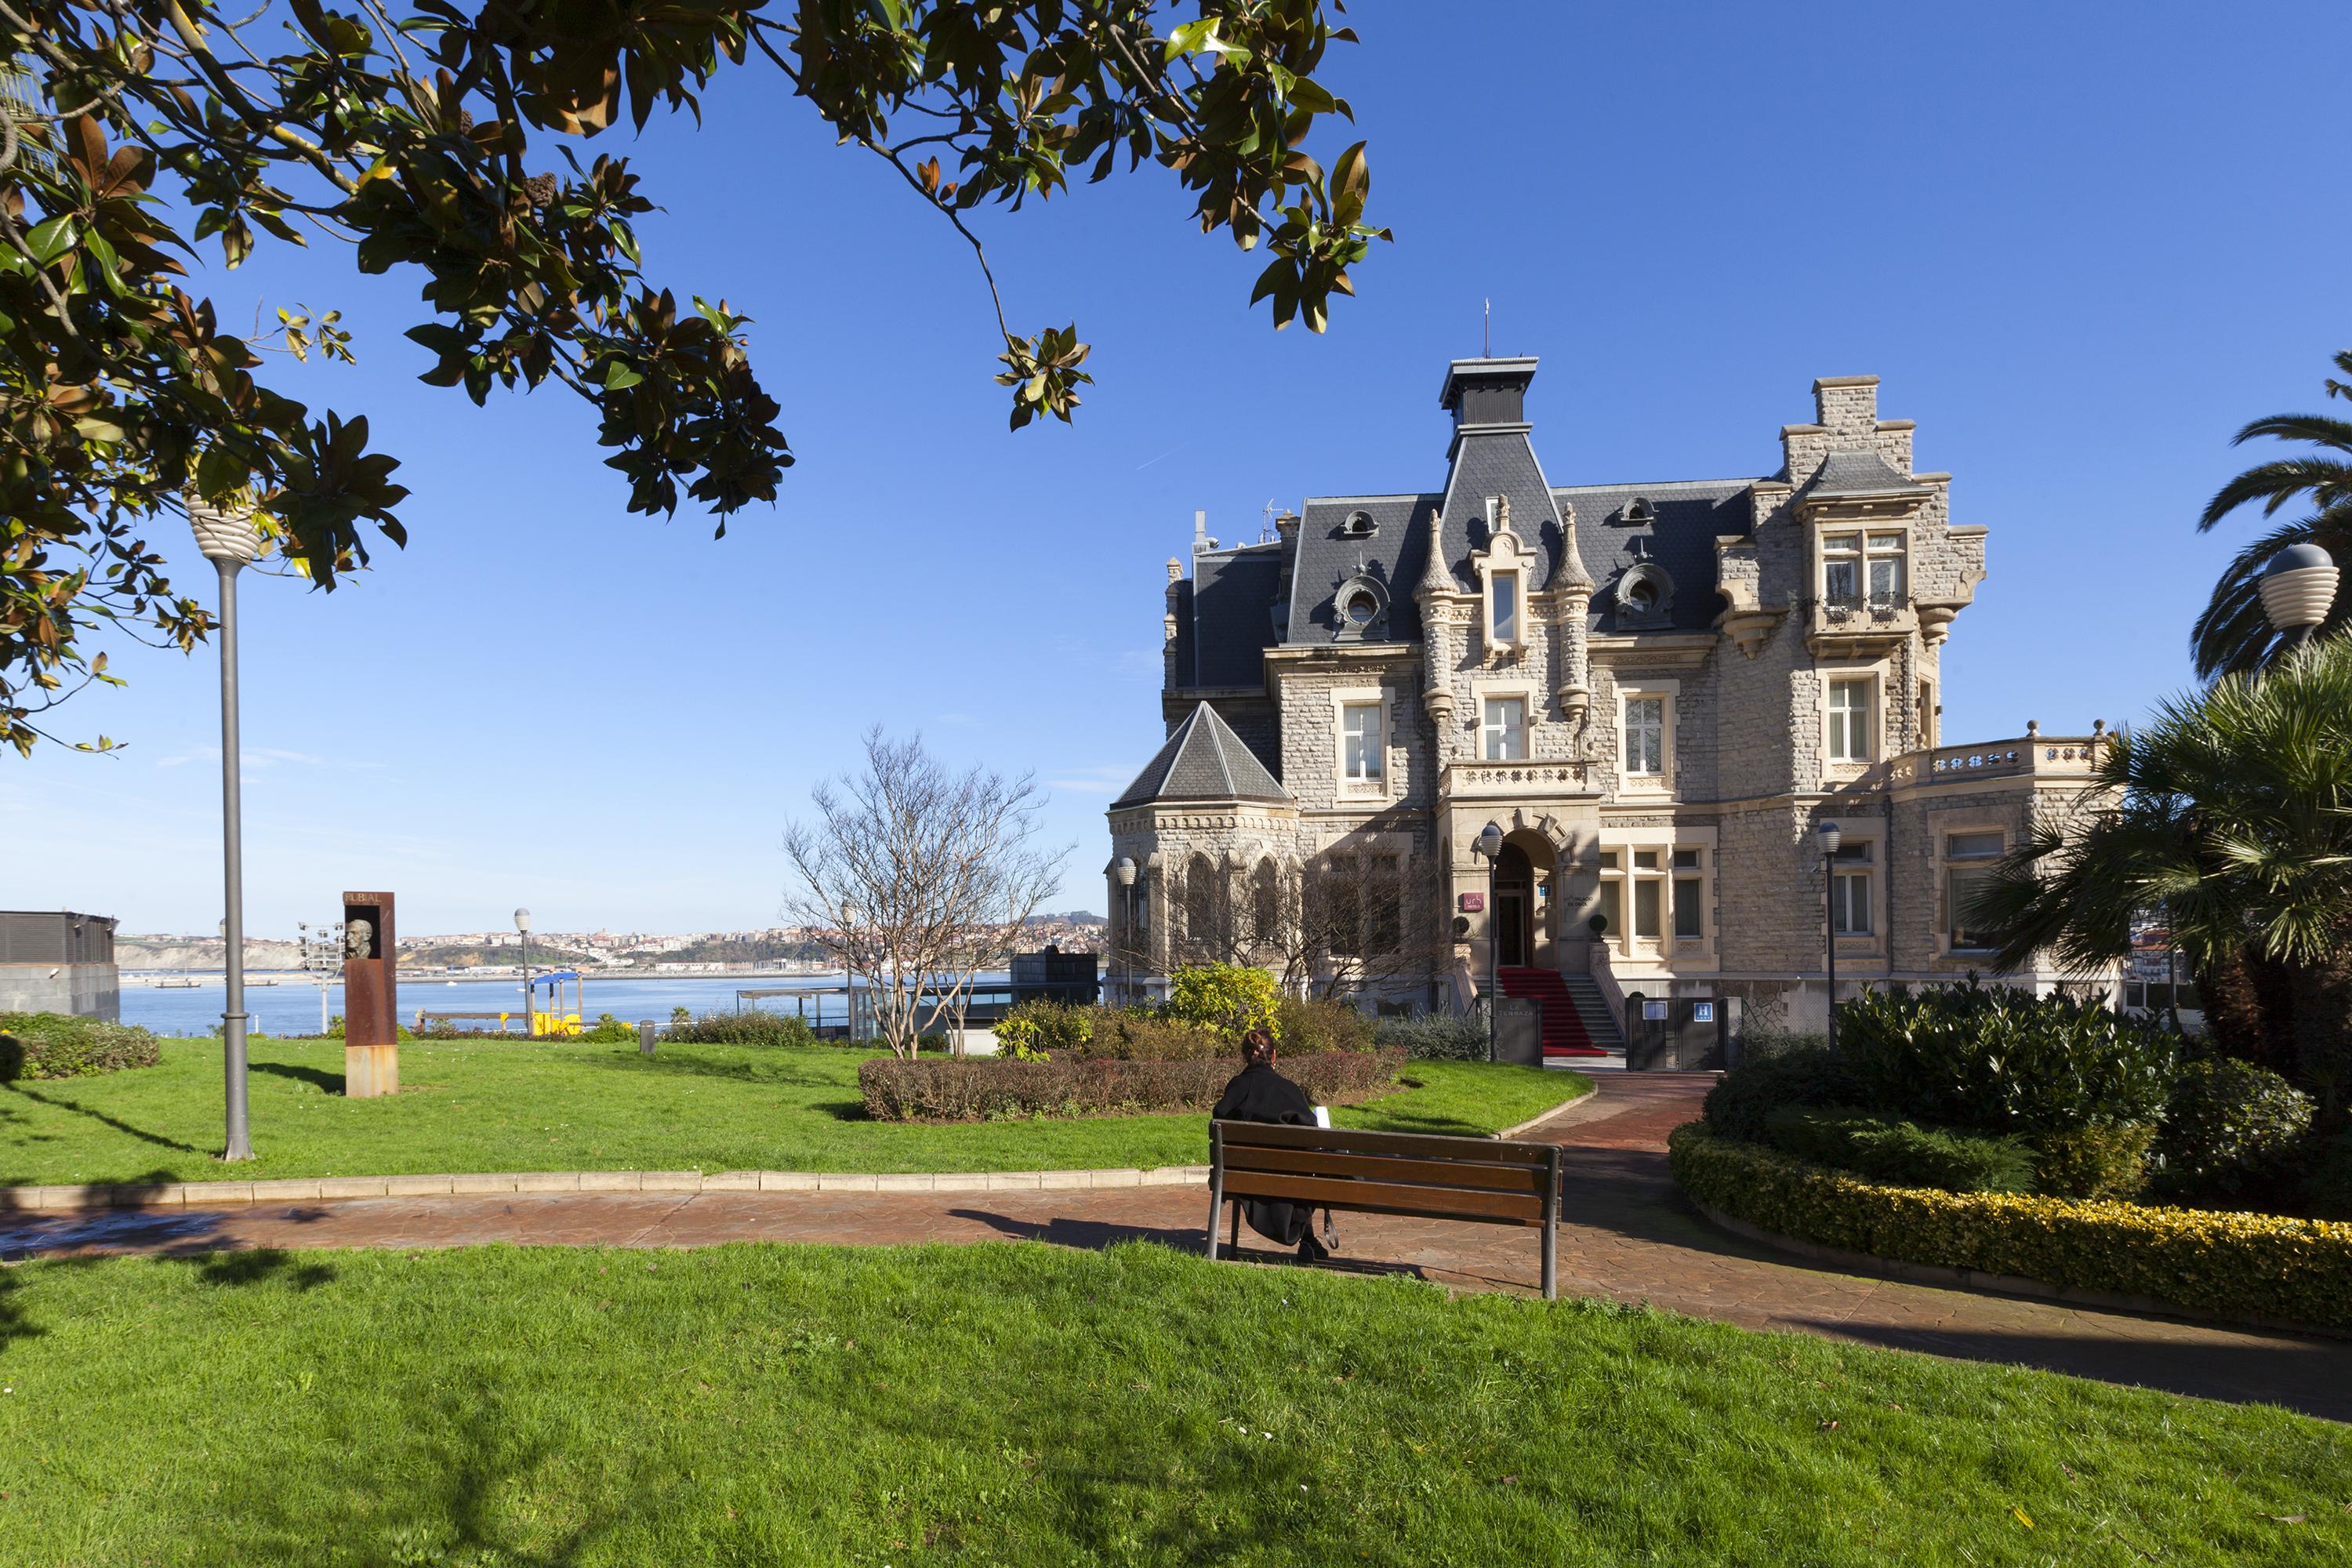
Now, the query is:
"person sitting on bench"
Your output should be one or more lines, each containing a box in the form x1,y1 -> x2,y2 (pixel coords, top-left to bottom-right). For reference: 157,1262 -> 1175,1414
1211,1027 -> 1333,1261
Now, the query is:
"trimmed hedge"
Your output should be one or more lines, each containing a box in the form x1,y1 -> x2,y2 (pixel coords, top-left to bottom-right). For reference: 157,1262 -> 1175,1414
1759,1106 -> 2036,1195
1670,1122 -> 2352,1333
0,1013 -> 162,1082
858,1048 -> 1405,1123
1374,1014 -> 1490,1062
664,1011 -> 819,1047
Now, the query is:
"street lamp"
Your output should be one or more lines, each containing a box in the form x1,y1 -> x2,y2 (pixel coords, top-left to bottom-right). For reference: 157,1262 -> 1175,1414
1475,820 -> 1505,1000
1817,819 -> 1843,1053
514,907 -> 533,1034
840,898 -> 858,1040
191,492 -> 263,1162
1114,857 -> 1138,1005
2259,543 -> 2339,653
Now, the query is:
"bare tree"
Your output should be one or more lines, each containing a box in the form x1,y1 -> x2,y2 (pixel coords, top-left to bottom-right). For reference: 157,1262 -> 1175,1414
783,730 -> 1069,1060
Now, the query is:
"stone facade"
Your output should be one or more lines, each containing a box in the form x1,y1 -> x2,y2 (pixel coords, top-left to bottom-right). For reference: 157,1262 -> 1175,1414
1109,358 -> 2111,1033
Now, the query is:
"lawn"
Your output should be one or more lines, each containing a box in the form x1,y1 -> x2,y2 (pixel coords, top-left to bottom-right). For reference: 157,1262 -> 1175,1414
0,1039 -> 1588,1186
0,1241 -> 2342,1566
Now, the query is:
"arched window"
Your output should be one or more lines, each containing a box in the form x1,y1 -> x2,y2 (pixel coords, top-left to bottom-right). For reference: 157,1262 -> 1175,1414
1250,858 -> 1282,949
1330,574 -> 1389,641
1614,562 -> 1675,630
1184,853 -> 1221,957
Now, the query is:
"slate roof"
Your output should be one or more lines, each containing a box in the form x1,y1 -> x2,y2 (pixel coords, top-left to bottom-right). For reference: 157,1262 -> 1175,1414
1111,702 -> 1294,808
1807,448 -> 1929,500
1555,479 -> 1755,635
1183,355 -> 1775,659
1189,543 -> 1284,687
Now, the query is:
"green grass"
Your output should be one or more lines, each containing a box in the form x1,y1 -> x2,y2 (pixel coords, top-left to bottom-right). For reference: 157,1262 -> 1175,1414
0,1241 -> 2342,1566
0,1039 -> 1588,1185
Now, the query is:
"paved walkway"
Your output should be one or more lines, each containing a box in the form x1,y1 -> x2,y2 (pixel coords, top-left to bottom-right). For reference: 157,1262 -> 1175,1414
5,1074 -> 2349,1421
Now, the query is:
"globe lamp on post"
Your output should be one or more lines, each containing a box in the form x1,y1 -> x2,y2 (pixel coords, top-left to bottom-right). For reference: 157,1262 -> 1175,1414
1114,857 -> 1138,1005
191,493 -> 264,1162
1817,819 -> 1844,1054
1475,822 -> 1505,1007
2259,543 -> 2339,655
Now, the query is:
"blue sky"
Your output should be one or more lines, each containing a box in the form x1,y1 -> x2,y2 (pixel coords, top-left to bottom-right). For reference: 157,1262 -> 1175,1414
9,1 -> 2348,936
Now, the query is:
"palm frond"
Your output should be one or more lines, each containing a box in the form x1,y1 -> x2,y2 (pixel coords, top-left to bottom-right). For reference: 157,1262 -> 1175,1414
2198,456 -> 2352,529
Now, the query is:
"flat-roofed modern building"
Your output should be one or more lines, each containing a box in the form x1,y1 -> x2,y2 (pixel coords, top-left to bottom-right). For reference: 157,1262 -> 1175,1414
0,910 -> 121,1020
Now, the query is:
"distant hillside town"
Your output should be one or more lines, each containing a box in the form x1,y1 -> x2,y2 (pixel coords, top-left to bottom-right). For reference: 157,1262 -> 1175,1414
114,912 -> 1106,974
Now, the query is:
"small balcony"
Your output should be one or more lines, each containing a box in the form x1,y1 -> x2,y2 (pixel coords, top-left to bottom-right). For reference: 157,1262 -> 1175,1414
1441,758 -> 1598,800
1807,593 -> 1915,655
1888,730 -> 2109,788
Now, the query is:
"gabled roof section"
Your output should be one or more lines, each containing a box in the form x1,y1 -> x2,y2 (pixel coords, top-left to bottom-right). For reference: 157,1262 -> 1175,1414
1806,448 -> 1929,500
1111,702 -> 1294,809
1189,542 -> 1283,687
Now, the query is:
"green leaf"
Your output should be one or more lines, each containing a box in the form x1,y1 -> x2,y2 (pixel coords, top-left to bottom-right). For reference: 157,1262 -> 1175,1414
602,361 -> 644,391
24,216 -> 77,264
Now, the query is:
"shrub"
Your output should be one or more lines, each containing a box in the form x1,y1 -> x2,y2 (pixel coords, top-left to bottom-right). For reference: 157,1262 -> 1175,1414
663,1011 -> 820,1048
2307,1134 -> 2352,1221
993,1000 -> 1094,1062
1735,1023 -> 1828,1060
1759,1106 -> 2037,1195
2027,1124 -> 2154,1200
1669,1122 -> 2352,1333
1056,1008 -> 1220,1062
1375,1014 -> 1490,1062
581,1013 -> 639,1043
1702,1042 -> 1867,1143
1162,964 -> 1280,1042
0,1013 -> 162,1081
1274,996 -> 1377,1054
2147,1057 -> 2315,1203
1836,979 -> 2179,1138
857,1047 -> 1405,1123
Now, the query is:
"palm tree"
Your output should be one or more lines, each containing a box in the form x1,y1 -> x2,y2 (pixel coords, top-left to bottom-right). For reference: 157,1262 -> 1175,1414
1971,637 -> 2352,1123
2190,350 -> 2352,677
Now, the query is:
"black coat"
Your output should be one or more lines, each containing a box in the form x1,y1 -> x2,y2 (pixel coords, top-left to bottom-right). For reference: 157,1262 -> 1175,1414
1213,1062 -> 1318,1247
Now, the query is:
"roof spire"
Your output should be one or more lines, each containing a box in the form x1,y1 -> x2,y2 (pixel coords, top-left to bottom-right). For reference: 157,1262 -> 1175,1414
1416,503 -> 1454,598
1556,499 -> 1595,592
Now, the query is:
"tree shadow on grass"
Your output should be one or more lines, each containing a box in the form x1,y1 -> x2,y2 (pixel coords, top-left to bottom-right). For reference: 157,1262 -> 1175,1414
2,1085 -> 205,1156
182,1249 -> 339,1291
212,1377 -> 622,1566
252,1061 -> 345,1094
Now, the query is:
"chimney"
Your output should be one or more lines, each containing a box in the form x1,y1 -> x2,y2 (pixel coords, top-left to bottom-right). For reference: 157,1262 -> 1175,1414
1812,376 -> 1879,439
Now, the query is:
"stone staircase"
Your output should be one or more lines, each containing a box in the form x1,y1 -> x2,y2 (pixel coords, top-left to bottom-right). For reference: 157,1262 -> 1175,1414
1556,971 -> 1627,1053
1494,967 -> 1610,1058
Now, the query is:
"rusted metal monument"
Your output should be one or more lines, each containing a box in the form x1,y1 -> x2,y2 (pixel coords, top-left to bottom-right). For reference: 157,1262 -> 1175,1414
341,891 -> 398,1097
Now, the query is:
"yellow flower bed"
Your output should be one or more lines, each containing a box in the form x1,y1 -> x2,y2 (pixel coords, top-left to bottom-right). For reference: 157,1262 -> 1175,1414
1668,1122 -> 2352,1332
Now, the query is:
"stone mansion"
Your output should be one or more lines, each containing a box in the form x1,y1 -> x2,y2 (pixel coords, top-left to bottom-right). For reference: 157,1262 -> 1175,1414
1105,356 -> 2111,1041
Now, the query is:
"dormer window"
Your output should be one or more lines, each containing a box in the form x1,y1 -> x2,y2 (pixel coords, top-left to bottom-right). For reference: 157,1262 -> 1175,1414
1343,510 -> 1377,538
1617,497 -> 1655,527
1491,571 -> 1519,644
1613,562 -> 1675,630
1330,574 -> 1389,641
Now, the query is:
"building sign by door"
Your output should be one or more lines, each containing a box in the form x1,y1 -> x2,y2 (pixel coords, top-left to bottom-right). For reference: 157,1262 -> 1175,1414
1692,1001 -> 1715,1023
1642,999 -> 1669,1021
1457,893 -> 1485,913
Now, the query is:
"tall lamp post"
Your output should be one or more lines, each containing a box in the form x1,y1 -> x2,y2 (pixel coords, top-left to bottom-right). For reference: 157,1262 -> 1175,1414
840,898 -> 858,1041
191,495 -> 263,1161
1475,820 -> 1505,1001
1114,857 -> 1138,1005
2259,543 -> 2340,653
514,907 -> 533,1034
1817,819 -> 1843,1053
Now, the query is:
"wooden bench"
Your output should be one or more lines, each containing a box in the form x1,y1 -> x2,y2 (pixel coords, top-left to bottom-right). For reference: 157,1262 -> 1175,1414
1205,1120 -> 1565,1299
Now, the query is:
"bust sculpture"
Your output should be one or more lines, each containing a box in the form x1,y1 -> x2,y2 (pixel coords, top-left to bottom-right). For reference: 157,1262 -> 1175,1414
345,917 -> 374,961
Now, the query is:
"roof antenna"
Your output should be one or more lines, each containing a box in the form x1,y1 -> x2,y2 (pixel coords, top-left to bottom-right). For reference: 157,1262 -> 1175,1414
1260,498 -> 1279,543
1483,298 -> 1490,358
